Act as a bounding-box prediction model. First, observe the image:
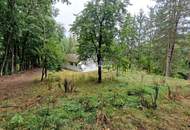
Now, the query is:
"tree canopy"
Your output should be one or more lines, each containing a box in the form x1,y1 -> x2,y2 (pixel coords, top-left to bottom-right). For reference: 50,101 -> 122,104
0,0 -> 68,79
71,0 -> 129,83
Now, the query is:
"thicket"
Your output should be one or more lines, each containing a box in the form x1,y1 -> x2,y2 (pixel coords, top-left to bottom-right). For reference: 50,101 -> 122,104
0,0 -> 70,79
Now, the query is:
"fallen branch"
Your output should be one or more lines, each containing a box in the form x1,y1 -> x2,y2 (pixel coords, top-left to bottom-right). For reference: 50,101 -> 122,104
0,105 -> 20,108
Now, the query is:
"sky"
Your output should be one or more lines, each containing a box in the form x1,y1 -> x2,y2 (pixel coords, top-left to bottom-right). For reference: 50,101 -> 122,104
54,0 -> 155,36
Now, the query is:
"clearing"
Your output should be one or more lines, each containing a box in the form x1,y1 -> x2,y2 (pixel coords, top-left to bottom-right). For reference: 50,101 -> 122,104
0,69 -> 41,101
1,70 -> 190,130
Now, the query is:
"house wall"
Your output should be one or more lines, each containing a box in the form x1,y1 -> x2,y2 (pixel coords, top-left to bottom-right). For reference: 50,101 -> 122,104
63,63 -> 82,71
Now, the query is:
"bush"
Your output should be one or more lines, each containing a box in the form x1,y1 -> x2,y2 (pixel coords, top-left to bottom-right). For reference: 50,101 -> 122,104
59,78 -> 76,93
79,96 -> 99,112
9,114 -> 24,129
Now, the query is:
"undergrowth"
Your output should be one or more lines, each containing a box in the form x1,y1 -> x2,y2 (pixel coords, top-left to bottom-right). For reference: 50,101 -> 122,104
1,70 -> 190,130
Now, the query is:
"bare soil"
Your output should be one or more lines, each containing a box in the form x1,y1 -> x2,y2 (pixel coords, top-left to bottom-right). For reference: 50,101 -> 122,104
0,69 -> 41,101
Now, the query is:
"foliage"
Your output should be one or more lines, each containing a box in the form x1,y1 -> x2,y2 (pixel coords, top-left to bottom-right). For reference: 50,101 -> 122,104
41,37 -> 64,71
107,43 -> 130,75
9,114 -> 24,129
1,0 -> 190,129
71,0 -> 129,82
0,0 -> 67,76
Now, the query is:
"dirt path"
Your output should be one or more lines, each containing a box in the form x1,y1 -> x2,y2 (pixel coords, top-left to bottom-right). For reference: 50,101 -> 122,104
0,69 -> 41,101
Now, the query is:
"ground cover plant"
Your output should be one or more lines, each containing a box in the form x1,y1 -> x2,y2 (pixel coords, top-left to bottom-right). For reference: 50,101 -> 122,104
1,70 -> 190,130
1,0 -> 190,129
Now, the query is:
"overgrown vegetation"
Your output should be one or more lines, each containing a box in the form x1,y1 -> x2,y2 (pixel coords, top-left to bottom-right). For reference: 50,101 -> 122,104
0,0 -> 70,79
1,70 -> 190,130
1,0 -> 190,129
71,0 -> 190,82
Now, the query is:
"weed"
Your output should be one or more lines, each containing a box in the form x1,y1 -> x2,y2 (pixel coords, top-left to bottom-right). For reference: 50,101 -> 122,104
167,84 -> 183,101
8,113 -> 24,129
1,70 -> 190,130
96,111 -> 111,129
79,96 -> 99,112
58,78 -> 76,93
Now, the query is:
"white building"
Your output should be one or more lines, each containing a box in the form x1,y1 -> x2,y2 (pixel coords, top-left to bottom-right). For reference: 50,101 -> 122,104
63,54 -> 97,72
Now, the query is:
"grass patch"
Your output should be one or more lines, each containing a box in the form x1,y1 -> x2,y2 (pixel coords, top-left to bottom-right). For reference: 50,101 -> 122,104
1,70 -> 190,130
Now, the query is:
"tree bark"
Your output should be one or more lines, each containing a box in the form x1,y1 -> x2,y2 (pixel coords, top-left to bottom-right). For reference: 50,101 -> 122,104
165,0 -> 181,77
116,65 -> 119,77
1,0 -> 16,75
0,32 -> 11,76
97,23 -> 103,83
165,22 -> 178,77
21,46 -> 25,71
165,42 -> 175,77
97,53 -> 102,83
11,47 -> 15,74
41,56 -> 48,81
41,67 -> 45,81
0,46 -> 8,76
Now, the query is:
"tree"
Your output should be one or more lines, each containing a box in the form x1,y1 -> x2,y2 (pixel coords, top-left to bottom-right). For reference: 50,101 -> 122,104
71,0 -> 129,83
0,0 -> 68,77
0,0 -> 17,75
107,42 -> 129,76
153,0 -> 190,76
119,13 -> 137,69
40,37 -> 64,81
135,10 -> 148,46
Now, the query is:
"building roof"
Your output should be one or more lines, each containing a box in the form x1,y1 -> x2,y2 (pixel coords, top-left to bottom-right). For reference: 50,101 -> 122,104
65,54 -> 79,63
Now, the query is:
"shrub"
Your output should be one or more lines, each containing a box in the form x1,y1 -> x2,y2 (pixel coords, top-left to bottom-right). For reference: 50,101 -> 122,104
59,78 -> 76,93
79,96 -> 99,112
9,114 -> 24,129
25,114 -> 42,130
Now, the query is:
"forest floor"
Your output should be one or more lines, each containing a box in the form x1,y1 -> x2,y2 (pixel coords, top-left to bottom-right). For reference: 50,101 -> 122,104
1,69 -> 190,130
0,69 -> 41,101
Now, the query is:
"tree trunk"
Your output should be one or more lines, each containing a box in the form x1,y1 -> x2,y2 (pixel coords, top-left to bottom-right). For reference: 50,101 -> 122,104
165,23 -> 177,77
165,43 -> 175,77
21,46 -> 25,71
0,32 -> 11,76
41,67 -> 45,81
165,0 -> 180,77
5,61 -> 9,75
97,54 -> 102,83
41,56 -> 48,81
97,22 -> 103,83
116,65 -> 119,77
2,0 -> 16,75
44,56 -> 48,78
11,47 -> 15,74
0,46 -> 8,76
45,66 -> 47,78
